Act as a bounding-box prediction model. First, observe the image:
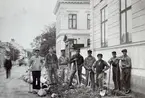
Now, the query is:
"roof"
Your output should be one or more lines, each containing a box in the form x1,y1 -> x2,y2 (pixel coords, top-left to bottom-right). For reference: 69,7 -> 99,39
54,0 -> 90,14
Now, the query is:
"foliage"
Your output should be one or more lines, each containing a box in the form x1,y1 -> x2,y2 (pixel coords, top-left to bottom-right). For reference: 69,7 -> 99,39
8,44 -> 20,61
31,23 -> 56,57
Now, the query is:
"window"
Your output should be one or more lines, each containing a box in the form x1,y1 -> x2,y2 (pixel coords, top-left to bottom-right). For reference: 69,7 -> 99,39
87,14 -> 90,29
87,39 -> 90,47
68,14 -> 77,29
120,0 -> 132,43
101,6 -> 108,47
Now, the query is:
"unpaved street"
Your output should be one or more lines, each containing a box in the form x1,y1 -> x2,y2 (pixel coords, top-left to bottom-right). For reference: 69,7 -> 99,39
0,66 -> 49,98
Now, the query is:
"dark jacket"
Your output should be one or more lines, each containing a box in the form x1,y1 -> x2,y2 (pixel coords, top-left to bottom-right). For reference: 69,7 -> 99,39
70,54 -> 84,69
4,59 -> 12,69
45,53 -> 58,69
93,60 -> 109,74
108,57 -> 119,67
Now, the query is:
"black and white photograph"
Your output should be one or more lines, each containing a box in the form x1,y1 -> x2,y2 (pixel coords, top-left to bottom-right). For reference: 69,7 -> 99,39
0,0 -> 145,98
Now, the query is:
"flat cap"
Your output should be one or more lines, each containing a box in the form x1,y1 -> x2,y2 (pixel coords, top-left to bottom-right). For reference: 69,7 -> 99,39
112,51 -> 116,54
97,53 -> 103,57
122,49 -> 127,52
61,49 -> 65,52
88,50 -> 92,53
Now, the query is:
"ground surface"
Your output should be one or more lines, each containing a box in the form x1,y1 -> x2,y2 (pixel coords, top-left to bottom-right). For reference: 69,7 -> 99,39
0,66 -> 49,98
0,66 -> 136,98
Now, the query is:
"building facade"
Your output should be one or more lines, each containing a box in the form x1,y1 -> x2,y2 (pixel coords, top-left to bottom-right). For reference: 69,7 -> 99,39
54,0 -> 91,57
90,0 -> 145,94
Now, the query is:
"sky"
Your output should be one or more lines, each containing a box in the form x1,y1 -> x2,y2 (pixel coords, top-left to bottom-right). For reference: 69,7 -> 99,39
0,0 -> 57,49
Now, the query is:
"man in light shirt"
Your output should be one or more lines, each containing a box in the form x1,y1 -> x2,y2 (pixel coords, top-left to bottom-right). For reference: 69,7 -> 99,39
118,49 -> 132,94
29,48 -> 44,93
58,49 -> 69,83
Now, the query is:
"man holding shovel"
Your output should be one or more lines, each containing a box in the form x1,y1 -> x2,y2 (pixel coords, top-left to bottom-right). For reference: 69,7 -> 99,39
69,49 -> 84,87
108,51 -> 120,91
84,50 -> 96,91
92,54 -> 110,91
29,48 -> 44,93
118,49 -> 132,94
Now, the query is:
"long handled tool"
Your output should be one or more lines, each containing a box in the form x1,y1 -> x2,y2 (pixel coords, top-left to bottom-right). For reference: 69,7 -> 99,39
28,66 -> 32,93
87,71 -> 91,87
107,64 -> 111,95
75,60 -> 80,86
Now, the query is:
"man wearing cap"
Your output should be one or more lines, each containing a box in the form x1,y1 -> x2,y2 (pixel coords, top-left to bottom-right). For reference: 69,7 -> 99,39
84,50 -> 96,90
108,51 -> 120,90
69,49 -> 84,86
58,49 -> 69,83
4,55 -> 12,79
118,49 -> 132,94
29,48 -> 44,93
45,47 -> 59,85
92,54 -> 110,91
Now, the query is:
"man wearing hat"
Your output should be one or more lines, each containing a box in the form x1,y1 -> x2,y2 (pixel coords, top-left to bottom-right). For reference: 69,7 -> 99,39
45,47 -> 59,85
92,53 -> 110,91
4,54 -> 12,79
29,48 -> 44,93
108,51 -> 120,90
58,49 -> 69,83
118,49 -> 132,94
69,49 -> 84,86
84,50 -> 96,90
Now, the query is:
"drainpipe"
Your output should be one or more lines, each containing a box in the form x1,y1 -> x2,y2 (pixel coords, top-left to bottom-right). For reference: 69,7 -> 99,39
92,0 -> 95,56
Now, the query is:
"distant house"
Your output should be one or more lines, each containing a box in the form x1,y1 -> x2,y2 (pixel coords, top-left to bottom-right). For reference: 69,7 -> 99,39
90,0 -> 145,95
10,39 -> 27,59
54,0 -> 90,57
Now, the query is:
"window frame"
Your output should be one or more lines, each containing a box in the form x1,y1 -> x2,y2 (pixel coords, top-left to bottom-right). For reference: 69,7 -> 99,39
87,39 -> 90,47
100,5 -> 108,47
120,0 -> 132,44
87,14 -> 90,30
68,14 -> 77,29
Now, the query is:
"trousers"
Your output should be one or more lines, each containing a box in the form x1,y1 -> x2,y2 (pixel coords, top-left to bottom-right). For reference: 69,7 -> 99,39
5,68 -> 11,78
96,72 -> 104,90
69,66 -> 82,86
112,66 -> 121,90
59,65 -> 69,83
85,70 -> 95,90
47,67 -> 59,84
32,71 -> 41,89
121,68 -> 131,91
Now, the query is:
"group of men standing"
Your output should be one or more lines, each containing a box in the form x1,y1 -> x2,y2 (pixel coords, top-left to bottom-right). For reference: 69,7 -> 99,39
29,47 -> 132,94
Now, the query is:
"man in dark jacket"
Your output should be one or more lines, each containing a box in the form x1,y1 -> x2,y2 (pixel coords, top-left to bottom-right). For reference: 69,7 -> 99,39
108,51 -> 120,90
4,55 -> 12,79
45,47 -> 59,85
69,49 -> 84,86
92,54 -> 110,91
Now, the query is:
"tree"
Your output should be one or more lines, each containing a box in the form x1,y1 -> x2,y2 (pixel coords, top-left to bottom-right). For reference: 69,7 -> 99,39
7,44 -> 20,61
31,23 -> 56,57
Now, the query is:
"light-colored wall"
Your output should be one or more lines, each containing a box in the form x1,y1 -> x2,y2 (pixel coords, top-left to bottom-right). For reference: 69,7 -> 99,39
56,3 -> 90,36
55,2 -> 90,57
90,0 -> 145,94
132,0 -> 145,42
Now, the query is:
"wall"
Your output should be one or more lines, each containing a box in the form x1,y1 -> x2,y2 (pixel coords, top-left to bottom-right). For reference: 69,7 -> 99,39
55,2 -> 90,57
90,0 -> 145,94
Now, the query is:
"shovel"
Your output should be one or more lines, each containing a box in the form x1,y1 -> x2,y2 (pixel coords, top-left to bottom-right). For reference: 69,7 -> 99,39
75,60 -> 80,86
87,71 -> 91,87
28,68 -> 32,93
